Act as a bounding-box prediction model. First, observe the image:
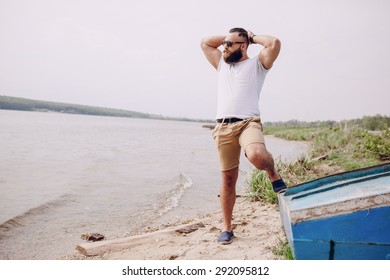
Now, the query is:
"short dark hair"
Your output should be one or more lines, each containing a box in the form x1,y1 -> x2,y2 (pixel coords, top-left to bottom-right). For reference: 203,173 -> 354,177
229,27 -> 249,44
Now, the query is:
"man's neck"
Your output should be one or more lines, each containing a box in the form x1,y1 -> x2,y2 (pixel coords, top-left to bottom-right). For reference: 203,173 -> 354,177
239,53 -> 249,62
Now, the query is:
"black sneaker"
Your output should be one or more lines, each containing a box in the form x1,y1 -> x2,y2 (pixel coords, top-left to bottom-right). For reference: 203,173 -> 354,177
217,231 -> 234,245
272,178 -> 287,193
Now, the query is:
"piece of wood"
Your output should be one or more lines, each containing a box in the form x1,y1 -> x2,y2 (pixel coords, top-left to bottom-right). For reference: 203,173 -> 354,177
175,222 -> 204,234
76,222 -> 204,256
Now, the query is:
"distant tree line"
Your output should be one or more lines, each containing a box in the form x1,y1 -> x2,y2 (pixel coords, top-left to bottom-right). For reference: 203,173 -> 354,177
0,95 -> 211,123
264,115 -> 390,131
0,95 -> 152,118
264,119 -> 338,129
343,115 -> 390,131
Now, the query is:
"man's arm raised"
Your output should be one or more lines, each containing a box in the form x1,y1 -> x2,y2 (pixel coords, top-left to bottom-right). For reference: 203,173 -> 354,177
247,30 -> 281,70
200,35 -> 224,70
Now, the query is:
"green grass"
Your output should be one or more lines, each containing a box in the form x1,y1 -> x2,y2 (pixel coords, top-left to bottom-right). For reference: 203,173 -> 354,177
272,239 -> 294,260
244,155 -> 320,204
245,168 -> 277,203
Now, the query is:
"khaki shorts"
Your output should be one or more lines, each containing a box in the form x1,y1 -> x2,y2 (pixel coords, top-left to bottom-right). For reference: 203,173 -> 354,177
212,116 -> 265,171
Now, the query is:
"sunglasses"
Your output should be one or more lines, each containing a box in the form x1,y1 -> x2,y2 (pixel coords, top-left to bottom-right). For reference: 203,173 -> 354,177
221,40 -> 246,47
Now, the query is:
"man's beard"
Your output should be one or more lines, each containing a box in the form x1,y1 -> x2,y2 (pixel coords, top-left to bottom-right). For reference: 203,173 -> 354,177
224,48 -> 243,64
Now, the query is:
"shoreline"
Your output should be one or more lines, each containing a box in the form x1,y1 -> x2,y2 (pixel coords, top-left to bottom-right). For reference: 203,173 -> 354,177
1,109 -> 306,260
61,136 -> 308,260
64,197 -> 286,260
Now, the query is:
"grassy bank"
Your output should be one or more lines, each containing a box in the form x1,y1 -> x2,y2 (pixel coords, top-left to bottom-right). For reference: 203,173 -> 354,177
247,123 -> 390,205
245,120 -> 390,260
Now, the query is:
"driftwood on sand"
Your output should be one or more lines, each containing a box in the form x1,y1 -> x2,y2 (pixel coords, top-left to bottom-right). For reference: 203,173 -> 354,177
76,222 -> 205,256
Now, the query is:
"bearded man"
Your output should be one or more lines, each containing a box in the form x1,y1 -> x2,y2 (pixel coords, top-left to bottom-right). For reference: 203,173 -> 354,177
200,28 -> 286,244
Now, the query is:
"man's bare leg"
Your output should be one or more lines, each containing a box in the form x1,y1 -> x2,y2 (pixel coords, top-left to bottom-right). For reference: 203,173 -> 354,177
218,167 -> 239,244
245,142 -> 287,193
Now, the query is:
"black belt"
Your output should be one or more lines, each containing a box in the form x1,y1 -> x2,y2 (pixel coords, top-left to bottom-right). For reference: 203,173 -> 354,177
216,118 -> 243,123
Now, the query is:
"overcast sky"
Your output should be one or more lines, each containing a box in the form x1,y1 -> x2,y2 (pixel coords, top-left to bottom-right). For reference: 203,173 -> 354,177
1,0 -> 389,121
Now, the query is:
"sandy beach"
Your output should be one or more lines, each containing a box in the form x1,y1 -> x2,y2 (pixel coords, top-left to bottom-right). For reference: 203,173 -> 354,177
66,196 -> 287,260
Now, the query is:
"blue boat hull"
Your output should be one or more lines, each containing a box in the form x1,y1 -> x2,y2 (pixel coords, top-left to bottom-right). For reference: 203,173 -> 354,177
279,163 -> 390,260
289,206 -> 390,260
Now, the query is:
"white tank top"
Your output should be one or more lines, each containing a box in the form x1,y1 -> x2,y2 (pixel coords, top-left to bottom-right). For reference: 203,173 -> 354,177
216,56 -> 268,119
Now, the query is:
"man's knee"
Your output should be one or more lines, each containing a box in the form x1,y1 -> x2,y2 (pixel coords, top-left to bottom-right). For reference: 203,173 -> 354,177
245,143 -> 267,162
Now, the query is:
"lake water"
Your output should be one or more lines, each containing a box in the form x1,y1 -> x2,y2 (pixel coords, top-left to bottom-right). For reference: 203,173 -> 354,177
0,110 -> 308,259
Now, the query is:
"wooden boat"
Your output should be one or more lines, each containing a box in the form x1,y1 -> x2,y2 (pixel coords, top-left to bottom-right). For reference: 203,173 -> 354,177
278,163 -> 390,260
